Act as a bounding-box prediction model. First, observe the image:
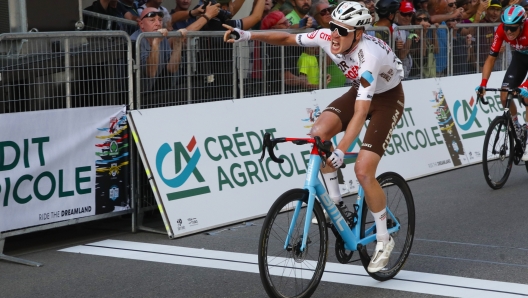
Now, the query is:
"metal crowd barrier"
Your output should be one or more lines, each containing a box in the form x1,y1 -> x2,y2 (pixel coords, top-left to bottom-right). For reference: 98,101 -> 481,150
393,23 -> 506,80
0,30 -> 135,266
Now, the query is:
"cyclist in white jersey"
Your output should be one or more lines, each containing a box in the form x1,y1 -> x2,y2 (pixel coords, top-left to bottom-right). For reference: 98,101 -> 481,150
224,1 -> 404,273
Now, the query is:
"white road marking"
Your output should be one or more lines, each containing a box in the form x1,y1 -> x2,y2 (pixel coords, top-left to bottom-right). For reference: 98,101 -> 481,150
60,239 -> 528,297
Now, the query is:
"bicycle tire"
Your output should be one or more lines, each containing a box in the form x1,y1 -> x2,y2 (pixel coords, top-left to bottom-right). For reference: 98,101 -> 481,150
258,189 -> 328,298
358,172 -> 415,281
482,116 -> 514,189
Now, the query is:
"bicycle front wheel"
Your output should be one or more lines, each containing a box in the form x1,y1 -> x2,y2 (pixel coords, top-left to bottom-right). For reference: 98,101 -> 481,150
359,172 -> 415,281
258,189 -> 328,298
482,116 -> 514,189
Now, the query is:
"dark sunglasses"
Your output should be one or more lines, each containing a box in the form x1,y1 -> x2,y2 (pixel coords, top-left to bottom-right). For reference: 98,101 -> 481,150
329,21 -> 355,36
504,25 -> 520,32
141,11 -> 164,20
415,17 -> 429,22
317,7 -> 335,16
447,2 -> 456,7
400,12 -> 413,17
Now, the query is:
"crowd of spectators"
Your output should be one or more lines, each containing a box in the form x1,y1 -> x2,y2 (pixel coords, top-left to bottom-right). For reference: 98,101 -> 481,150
83,0 -> 518,103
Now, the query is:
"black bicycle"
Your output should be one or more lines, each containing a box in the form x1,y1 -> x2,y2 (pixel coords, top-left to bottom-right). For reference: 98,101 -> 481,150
477,88 -> 528,189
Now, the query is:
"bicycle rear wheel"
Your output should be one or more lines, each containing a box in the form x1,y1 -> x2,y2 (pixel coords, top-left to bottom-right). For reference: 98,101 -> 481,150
359,172 -> 415,281
258,189 -> 328,298
482,116 -> 514,189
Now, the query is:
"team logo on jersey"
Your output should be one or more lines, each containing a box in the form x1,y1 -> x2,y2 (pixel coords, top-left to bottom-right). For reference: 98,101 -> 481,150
307,30 -> 319,39
358,49 -> 365,64
344,65 -> 359,80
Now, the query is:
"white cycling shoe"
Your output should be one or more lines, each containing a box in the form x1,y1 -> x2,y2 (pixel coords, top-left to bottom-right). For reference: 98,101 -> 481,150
367,237 -> 395,273
523,148 -> 528,161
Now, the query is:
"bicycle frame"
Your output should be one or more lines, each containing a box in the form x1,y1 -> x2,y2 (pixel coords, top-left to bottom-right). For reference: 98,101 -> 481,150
479,88 -> 528,160
284,146 -> 401,252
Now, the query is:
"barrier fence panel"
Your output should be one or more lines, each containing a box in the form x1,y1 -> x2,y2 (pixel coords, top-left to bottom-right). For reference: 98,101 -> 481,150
393,23 -> 504,81
0,31 -> 133,113
0,31 -> 134,266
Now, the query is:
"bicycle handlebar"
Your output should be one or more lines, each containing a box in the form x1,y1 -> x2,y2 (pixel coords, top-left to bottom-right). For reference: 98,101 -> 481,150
476,87 -> 528,107
259,132 -> 344,167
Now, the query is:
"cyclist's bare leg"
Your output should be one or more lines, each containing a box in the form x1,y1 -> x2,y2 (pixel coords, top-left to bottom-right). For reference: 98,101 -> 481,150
355,149 -> 390,244
309,111 -> 342,175
354,150 -> 385,213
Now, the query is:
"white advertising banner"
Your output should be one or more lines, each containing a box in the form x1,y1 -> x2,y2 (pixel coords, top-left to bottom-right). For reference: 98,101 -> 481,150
0,106 -> 130,233
130,72 -> 503,238
441,71 -> 507,163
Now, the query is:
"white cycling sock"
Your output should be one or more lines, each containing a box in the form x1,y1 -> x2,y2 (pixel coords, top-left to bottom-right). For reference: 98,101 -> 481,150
371,208 -> 389,243
322,171 -> 342,204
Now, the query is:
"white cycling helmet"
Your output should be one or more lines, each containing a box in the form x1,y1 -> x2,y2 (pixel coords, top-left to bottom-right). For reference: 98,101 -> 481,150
331,1 -> 372,27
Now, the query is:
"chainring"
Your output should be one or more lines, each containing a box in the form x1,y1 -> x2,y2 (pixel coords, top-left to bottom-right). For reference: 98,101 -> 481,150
335,237 -> 354,264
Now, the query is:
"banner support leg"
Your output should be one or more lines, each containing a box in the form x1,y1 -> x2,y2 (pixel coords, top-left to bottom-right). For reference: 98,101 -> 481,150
0,237 -> 43,267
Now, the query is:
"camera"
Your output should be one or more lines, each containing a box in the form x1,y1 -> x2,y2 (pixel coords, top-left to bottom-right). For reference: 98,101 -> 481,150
200,0 -> 233,22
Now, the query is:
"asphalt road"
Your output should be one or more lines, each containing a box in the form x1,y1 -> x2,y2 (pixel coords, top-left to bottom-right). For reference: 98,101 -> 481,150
1,163 -> 528,298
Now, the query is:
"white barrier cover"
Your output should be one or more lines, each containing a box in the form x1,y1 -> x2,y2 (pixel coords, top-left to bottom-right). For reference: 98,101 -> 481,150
0,106 -> 129,233
130,72 -> 506,238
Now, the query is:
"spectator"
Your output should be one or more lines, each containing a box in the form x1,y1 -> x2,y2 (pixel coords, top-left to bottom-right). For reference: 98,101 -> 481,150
407,10 -> 439,78
85,0 -> 125,30
373,0 -> 400,42
260,10 -> 292,29
449,18 -> 476,75
286,0 -> 312,27
170,0 -> 206,30
278,1 -> 295,16
202,0 -> 265,30
414,0 -> 429,10
395,1 -> 415,78
456,0 -> 488,37
138,0 -> 172,28
132,8 -> 183,93
119,0 -> 140,20
477,0 -> 504,71
251,0 -> 275,29
252,11 -> 319,94
446,0 -> 458,12
428,0 -> 449,76
310,0 -> 334,29
429,0 -> 471,24
132,7 -> 218,92
362,0 -> 377,19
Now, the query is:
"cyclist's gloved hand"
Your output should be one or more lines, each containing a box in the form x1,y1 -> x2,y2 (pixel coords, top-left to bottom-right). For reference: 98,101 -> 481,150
520,87 -> 528,98
476,79 -> 488,97
223,24 -> 251,43
329,149 -> 344,168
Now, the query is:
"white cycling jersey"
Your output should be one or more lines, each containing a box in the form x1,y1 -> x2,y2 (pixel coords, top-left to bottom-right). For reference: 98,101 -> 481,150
296,29 -> 404,100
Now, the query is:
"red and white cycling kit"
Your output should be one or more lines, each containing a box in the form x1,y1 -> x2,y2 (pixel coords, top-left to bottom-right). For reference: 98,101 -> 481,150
490,20 -> 528,56
296,29 -> 404,100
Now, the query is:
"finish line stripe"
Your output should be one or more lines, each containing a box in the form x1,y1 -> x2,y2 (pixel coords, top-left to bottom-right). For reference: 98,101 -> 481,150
59,240 -> 528,297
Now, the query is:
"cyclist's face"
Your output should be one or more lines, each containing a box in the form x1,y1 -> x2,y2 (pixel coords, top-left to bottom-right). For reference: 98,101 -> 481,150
504,24 -> 521,40
330,21 -> 358,55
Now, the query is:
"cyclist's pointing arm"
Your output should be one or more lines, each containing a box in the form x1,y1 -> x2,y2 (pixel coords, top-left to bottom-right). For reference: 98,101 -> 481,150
223,24 -> 298,46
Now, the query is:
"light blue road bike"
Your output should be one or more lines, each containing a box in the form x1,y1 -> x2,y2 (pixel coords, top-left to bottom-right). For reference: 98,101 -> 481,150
257,133 -> 415,298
